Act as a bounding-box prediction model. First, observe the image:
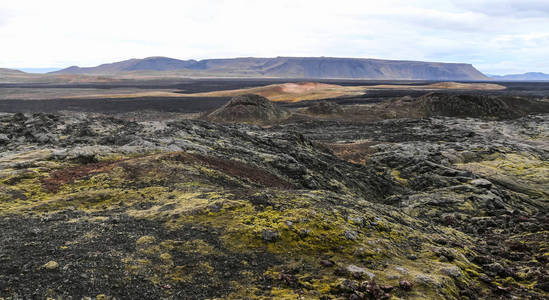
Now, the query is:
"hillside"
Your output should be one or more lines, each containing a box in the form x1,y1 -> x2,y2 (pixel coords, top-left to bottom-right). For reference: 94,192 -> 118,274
491,72 -> 549,81
51,56 -> 489,80
0,68 -> 43,83
0,68 -> 25,75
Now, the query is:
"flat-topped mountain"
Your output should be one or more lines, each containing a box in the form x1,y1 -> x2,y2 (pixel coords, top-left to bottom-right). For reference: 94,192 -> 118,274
50,56 -> 489,80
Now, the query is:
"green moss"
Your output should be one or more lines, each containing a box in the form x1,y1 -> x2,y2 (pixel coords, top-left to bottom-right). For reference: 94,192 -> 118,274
465,268 -> 481,277
455,152 -> 549,198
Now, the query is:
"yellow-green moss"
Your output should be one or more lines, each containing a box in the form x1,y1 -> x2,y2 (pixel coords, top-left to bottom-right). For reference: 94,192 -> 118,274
391,169 -> 409,185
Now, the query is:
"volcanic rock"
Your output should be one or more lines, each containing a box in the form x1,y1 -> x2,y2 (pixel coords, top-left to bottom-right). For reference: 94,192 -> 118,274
262,229 -> 279,242
418,93 -> 549,119
441,266 -> 462,278
399,280 -> 413,291
346,265 -> 375,279
1,111 -> 548,299
0,133 -> 9,144
44,261 -> 59,270
470,178 -> 493,189
203,94 -> 290,124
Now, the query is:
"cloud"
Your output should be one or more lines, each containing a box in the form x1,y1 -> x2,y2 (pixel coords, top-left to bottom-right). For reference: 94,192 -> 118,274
0,0 -> 547,74
0,8 -> 12,26
453,0 -> 549,17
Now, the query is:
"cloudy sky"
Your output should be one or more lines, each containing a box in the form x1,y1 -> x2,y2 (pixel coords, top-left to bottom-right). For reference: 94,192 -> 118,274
1,0 -> 548,74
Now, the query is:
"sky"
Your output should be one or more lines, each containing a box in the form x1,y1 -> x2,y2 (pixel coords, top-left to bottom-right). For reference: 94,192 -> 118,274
1,0 -> 548,74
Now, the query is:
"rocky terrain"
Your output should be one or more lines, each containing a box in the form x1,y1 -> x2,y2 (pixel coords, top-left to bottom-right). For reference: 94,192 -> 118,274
0,91 -> 548,299
290,93 -> 549,123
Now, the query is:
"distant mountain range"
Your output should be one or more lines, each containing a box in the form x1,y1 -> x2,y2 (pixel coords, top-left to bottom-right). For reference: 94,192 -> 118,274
50,56 -> 489,80
490,72 -> 549,81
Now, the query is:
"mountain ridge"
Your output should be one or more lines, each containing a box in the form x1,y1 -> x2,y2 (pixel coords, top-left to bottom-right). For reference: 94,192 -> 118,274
50,56 -> 489,80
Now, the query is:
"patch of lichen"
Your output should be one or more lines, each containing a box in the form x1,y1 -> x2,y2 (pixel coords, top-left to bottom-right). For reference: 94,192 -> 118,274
0,153 -> 127,214
153,188 -> 483,299
401,190 -> 482,222
122,235 -> 222,290
0,168 -> 53,214
176,191 -> 400,255
456,152 -> 549,199
0,152 -> 234,215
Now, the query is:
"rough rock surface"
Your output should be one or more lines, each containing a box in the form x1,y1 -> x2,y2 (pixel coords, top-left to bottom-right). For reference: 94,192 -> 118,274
296,93 -> 549,123
418,93 -> 549,119
306,101 -> 344,115
0,110 -> 548,299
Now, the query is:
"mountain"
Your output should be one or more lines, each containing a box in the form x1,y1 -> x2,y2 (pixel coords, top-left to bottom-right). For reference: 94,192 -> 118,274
51,56 -> 489,80
0,68 -> 26,75
0,68 -> 40,83
53,57 -> 198,75
491,72 -> 549,81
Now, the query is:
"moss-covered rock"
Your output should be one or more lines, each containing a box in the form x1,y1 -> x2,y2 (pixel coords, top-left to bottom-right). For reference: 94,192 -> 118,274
0,112 -> 547,299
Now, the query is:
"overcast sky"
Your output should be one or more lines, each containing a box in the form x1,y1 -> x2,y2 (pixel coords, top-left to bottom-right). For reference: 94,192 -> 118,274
1,0 -> 548,74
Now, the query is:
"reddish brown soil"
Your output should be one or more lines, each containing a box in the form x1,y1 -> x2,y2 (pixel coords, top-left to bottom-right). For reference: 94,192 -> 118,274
41,161 -> 119,193
42,152 -> 295,193
171,153 -> 295,189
